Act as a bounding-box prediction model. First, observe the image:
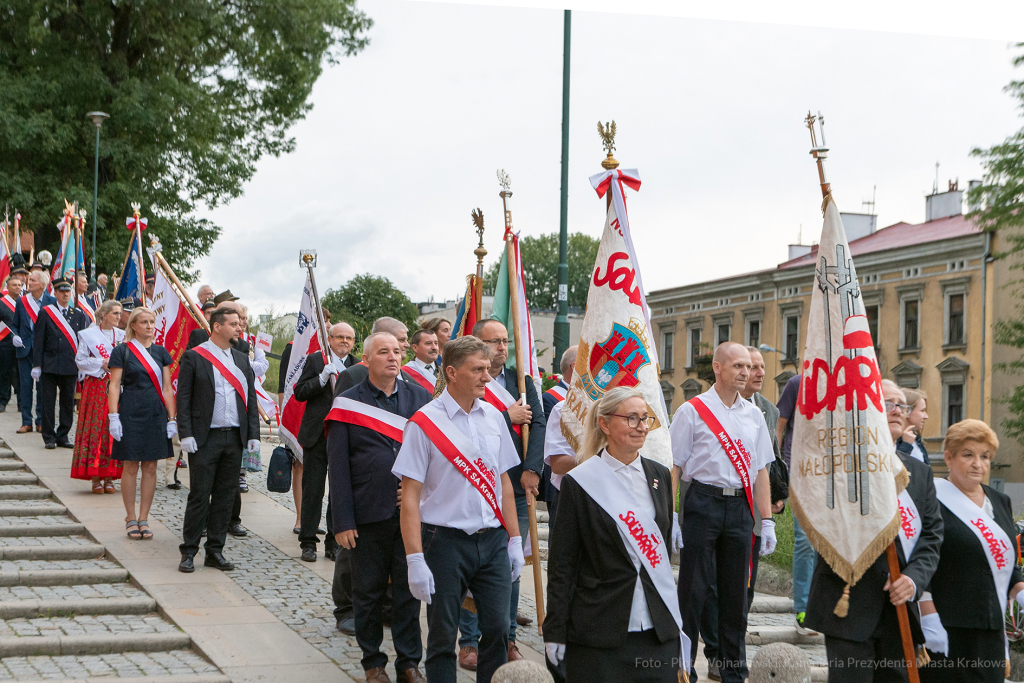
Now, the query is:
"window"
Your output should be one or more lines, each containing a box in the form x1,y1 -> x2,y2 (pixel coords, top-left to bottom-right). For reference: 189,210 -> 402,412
785,316 -> 799,360
937,357 -> 969,431
902,299 -> 919,349
947,383 -> 964,426
947,294 -> 965,345
717,324 -> 731,346
662,332 -> 674,371
747,320 -> 760,349
865,305 -> 879,348
688,327 -> 702,368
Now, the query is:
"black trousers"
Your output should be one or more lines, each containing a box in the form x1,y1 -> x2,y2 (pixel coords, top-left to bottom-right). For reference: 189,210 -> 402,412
678,483 -> 753,683
332,545 -> 354,621
423,524 -> 511,683
38,372 -> 76,445
824,602 -> 910,683
701,534 -> 761,666
299,438 -> 336,552
919,626 -> 1005,683
0,343 -> 15,407
180,429 -> 243,556
565,630 -> 680,683
351,512 -> 421,672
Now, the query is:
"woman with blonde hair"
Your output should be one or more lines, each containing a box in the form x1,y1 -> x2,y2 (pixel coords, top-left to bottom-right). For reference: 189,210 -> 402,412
107,307 -> 176,540
900,388 -> 930,463
543,387 -> 686,682
72,300 -> 125,493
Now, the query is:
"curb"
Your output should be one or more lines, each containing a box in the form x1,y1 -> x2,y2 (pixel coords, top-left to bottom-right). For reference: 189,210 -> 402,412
0,503 -> 69,517
0,544 -> 105,561
11,677 -> 229,683
747,625 -> 826,645
0,568 -> 128,586
0,631 -> 191,657
0,596 -> 156,618
0,522 -> 86,537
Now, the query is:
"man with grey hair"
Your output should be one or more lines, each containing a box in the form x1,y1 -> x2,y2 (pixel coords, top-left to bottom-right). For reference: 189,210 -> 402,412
334,317 -> 415,397
196,285 -> 215,305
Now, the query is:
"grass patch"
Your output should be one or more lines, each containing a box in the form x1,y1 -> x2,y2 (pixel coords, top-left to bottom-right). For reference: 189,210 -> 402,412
761,503 -> 794,573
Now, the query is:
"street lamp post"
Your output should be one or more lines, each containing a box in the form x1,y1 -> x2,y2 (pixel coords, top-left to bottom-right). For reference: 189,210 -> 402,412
552,10 -> 571,373
85,112 -> 109,284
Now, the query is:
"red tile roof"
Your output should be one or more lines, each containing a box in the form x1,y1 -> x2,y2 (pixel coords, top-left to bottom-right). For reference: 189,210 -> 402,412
777,213 -> 981,270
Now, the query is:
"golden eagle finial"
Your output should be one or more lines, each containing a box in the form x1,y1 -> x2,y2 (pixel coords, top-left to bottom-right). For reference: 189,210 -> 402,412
598,120 -> 619,170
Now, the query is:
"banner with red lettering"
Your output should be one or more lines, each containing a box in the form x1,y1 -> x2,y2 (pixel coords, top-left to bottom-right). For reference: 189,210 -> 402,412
278,272 -> 324,460
790,196 -> 907,589
559,166 -> 671,467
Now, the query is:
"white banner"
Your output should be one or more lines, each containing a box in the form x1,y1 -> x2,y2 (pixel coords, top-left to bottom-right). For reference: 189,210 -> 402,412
278,272 -> 324,460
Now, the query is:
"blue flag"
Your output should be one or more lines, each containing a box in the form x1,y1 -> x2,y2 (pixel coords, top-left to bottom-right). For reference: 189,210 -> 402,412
114,230 -> 146,302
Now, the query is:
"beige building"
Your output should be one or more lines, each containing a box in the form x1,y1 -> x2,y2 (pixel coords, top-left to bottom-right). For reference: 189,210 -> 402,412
649,184 -> 1024,507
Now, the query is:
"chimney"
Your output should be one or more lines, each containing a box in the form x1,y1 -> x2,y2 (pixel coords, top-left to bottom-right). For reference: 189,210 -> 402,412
840,212 -> 877,242
925,181 -> 963,222
967,180 -> 982,213
788,244 -> 812,260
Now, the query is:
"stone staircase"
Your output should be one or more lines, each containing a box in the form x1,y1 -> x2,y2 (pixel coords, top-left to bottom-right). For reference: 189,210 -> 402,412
0,442 -> 227,682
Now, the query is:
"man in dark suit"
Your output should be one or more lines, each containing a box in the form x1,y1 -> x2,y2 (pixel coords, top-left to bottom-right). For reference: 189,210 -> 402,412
328,332 -> 431,683
458,318 -> 545,666
804,380 -> 943,682
13,270 -> 55,433
333,316 -> 414,397
0,276 -> 23,413
32,277 -> 88,449
293,321 -> 356,562
176,307 -> 260,572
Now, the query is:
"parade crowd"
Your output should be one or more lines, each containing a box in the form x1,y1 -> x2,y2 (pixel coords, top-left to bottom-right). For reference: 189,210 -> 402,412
1,259 -> 1020,683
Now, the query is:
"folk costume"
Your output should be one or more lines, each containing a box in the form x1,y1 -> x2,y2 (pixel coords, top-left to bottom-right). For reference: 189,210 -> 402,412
72,325 -> 126,482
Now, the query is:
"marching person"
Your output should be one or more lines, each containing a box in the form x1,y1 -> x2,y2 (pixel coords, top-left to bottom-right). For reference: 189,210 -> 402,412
334,317 -> 413,395
804,379 -> 943,683
293,321 -> 356,561
918,419 -> 1021,683
403,328 -> 440,393
33,276 -> 89,449
327,332 -> 432,683
544,387 -> 684,683
460,318 -> 545,667
0,276 -> 22,414
107,307 -> 176,541
14,270 -> 54,433
73,300 -> 125,493
394,335 -> 525,683
176,306 -> 259,572
670,341 -> 776,683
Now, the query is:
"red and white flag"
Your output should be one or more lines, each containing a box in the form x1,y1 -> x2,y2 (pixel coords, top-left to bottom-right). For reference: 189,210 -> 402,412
0,217 -> 10,287
148,262 -> 200,393
278,272 -> 325,459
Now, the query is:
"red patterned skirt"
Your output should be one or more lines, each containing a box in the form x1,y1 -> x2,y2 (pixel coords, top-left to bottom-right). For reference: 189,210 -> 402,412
71,376 -> 123,481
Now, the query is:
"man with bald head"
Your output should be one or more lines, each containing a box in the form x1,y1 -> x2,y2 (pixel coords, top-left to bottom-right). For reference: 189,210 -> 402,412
670,341 -> 777,683
293,321 -> 358,562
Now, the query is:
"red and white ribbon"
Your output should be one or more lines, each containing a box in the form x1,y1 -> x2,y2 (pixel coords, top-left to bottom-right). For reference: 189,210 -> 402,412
0,322 -> 9,342
195,341 -> 248,408
42,305 -> 78,353
127,339 -> 163,395
402,363 -> 437,393
484,377 -> 522,437
326,396 -> 408,442
125,216 -> 149,231
545,384 -> 567,402
0,295 -> 15,314
77,297 -> 96,323
21,295 -> 39,324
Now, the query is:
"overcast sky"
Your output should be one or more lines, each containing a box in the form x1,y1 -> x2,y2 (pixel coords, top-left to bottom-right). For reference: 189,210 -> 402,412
195,0 -> 1023,317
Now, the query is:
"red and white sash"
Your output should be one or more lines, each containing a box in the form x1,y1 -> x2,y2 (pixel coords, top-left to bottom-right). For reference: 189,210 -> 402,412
127,339 -> 164,395
0,322 -> 9,342
20,295 -> 40,324
327,396 -> 408,442
409,400 -> 505,528
544,383 -> 567,402
568,455 -> 691,670
42,305 -> 78,353
483,377 -> 522,438
688,396 -> 754,512
194,341 -> 248,408
402,363 -> 437,393
896,489 -> 922,560
1,295 -> 15,315
76,298 -> 95,323
79,327 -> 119,366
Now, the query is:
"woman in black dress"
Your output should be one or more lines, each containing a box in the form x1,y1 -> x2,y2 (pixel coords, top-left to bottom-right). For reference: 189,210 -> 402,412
106,307 -> 176,540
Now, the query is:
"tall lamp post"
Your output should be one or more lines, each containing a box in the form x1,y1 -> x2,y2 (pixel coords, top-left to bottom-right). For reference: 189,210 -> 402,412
85,111 -> 109,284
552,9 -> 571,373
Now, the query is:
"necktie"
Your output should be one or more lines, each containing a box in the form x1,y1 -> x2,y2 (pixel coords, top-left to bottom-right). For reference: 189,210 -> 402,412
428,364 -> 437,377
63,308 -> 70,320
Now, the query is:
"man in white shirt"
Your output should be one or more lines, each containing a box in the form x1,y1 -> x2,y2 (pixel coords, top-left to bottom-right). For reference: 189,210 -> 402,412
394,336 -> 525,683
404,329 -> 440,391
670,341 -> 777,683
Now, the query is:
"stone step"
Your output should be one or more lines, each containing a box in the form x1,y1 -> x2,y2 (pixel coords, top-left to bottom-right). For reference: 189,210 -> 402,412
0,595 -> 156,618
750,593 -> 795,613
0,449 -> 17,458
0,472 -> 38,485
0,501 -> 68,516
13,677 -> 230,683
745,618 -> 825,646
0,558 -> 127,586
0,460 -> 26,472
0,485 -> 52,500
0,517 -> 86,537
0,542 -> 105,561
0,650 -> 225,681
0,631 -> 190,657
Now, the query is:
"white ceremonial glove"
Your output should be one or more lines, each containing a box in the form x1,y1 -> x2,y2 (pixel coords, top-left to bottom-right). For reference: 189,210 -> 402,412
545,642 -> 566,666
319,362 -> 339,386
671,512 -> 684,553
246,440 -> 261,453
12,335 -> 23,348
407,553 -> 435,604
166,421 -> 178,439
921,612 -> 949,656
760,519 -> 777,556
108,414 -> 123,442
508,536 -> 526,582
180,437 -> 198,454
30,367 -> 41,381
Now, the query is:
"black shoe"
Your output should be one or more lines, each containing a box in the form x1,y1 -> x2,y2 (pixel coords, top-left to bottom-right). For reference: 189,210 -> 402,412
178,555 -> 195,573
44,443 -> 56,450
228,524 -> 248,537
0,404 -> 6,413
56,441 -> 73,449
204,551 -> 235,570
300,548 -> 317,562
336,618 -> 355,635
316,527 -> 327,535
167,482 -> 181,490
324,548 -> 337,561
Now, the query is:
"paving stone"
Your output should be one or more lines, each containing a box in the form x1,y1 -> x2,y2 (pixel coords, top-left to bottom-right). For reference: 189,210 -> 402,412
0,649 -> 218,679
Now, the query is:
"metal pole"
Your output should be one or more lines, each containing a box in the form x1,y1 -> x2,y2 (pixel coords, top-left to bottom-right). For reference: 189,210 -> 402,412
552,9 -> 571,373
91,125 -> 100,282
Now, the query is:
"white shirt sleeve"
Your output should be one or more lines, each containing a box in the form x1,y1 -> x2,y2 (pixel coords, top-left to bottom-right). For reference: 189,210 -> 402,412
393,421 -> 431,483
75,335 -> 104,375
494,412 -> 521,475
250,348 -> 269,377
753,415 -> 774,473
669,402 -> 696,476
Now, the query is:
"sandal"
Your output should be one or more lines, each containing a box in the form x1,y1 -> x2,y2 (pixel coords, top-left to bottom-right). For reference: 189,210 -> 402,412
137,520 -> 153,540
92,480 -> 104,495
103,479 -> 116,494
126,520 -> 142,540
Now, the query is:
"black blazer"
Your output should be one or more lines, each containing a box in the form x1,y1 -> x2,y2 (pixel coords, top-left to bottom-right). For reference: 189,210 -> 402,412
544,455 -> 676,648
542,381 -> 569,420
186,329 -> 250,355
804,446 -> 943,642
293,352 -> 356,449
333,362 -> 414,397
32,306 -> 89,375
176,346 -> 259,448
496,371 -> 546,497
928,483 -> 1024,631
0,299 -> 16,350
896,434 -> 929,462
327,376 -> 432,533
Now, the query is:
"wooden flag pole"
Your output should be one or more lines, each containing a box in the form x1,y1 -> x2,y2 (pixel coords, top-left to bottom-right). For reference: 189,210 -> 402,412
499,171 -> 545,633
885,542 -> 922,683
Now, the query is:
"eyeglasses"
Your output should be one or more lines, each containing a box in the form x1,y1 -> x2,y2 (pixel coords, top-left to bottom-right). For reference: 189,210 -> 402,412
610,414 -> 655,429
884,400 -> 912,414
482,338 -> 511,347
331,335 -> 355,342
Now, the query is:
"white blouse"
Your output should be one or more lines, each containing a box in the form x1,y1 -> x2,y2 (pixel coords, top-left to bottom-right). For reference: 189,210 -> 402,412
76,326 -> 125,379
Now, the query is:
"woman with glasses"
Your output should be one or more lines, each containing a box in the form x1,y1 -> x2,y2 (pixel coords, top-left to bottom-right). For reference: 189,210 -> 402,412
543,386 -> 684,683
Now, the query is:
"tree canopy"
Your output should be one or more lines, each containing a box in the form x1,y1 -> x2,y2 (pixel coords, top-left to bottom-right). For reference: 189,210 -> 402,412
0,0 -> 371,280
321,273 -> 419,342
483,232 -> 600,309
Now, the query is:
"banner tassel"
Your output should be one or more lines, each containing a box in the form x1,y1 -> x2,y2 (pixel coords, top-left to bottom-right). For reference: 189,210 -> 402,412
834,584 -> 850,617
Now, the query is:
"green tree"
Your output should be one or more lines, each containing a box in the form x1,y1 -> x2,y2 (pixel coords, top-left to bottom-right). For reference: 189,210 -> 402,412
483,232 -> 599,309
321,273 -> 419,343
968,44 -> 1024,446
0,0 -> 371,280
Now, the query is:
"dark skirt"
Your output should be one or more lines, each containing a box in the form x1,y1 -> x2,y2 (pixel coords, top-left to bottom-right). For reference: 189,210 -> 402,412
71,376 -> 122,480
565,630 -> 679,683
919,626 -> 1005,683
111,384 -> 173,463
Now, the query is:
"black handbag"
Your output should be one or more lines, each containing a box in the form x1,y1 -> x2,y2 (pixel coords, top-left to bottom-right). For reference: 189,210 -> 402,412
266,446 -> 293,493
